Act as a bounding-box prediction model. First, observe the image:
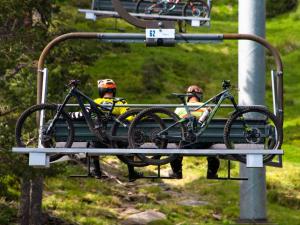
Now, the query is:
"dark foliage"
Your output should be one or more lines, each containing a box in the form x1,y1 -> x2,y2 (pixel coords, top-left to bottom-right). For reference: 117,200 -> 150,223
267,0 -> 298,17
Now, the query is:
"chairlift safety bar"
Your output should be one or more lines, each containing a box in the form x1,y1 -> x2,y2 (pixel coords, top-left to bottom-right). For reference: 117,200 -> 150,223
13,147 -> 283,168
13,147 -> 284,155
63,103 -> 267,108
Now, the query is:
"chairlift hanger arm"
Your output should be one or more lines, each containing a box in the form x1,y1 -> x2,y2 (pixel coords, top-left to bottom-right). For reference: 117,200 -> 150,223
37,32 -> 284,125
223,33 -> 284,125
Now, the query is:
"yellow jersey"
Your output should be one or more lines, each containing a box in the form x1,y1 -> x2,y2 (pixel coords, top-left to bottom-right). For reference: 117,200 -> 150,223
94,97 -> 128,116
174,102 -> 206,118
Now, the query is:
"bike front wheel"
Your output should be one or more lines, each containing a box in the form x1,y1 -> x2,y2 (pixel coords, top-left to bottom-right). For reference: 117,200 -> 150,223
224,106 -> 283,163
15,104 -> 75,162
128,107 -> 186,166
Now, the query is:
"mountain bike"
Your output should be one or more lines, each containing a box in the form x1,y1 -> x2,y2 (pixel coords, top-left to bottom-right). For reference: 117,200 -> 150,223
15,80 -> 140,163
136,0 -> 211,26
128,80 -> 283,166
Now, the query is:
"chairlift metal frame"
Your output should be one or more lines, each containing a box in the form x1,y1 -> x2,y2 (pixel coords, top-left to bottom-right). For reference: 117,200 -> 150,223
12,0 -> 285,176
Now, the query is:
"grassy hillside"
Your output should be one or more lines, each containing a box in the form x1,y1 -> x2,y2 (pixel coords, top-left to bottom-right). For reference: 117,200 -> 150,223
2,1 -> 300,224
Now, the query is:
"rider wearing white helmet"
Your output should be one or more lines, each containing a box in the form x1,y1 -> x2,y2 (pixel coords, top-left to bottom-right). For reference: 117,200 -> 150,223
173,85 -> 219,179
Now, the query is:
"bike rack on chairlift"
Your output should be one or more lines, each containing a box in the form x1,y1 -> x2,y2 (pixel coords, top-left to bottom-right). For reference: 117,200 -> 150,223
12,1 -> 284,180
80,0 -> 211,27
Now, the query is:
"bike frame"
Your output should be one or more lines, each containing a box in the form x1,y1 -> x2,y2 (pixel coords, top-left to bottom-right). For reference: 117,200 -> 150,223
45,85 -> 120,138
150,0 -> 211,14
157,87 -> 239,142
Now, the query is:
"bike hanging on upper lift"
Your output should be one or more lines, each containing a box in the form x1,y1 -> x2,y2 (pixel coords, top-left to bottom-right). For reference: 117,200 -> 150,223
79,0 -> 212,33
135,0 -> 212,31
136,0 -> 211,23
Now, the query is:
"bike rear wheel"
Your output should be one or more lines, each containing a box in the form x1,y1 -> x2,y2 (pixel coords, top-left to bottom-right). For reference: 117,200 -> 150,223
224,106 -> 282,163
15,104 -> 75,162
182,0 -> 210,32
128,107 -> 186,166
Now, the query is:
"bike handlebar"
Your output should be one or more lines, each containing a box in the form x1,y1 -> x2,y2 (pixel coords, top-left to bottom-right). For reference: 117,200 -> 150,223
68,80 -> 80,87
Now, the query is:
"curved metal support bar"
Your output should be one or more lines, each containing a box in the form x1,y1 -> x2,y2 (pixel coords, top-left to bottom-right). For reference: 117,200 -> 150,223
37,32 -> 101,105
37,33 -> 223,104
111,0 -> 147,28
37,32 -> 283,125
223,33 -> 283,124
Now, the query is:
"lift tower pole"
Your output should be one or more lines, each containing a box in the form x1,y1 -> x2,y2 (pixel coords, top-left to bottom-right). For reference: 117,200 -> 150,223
238,0 -> 267,223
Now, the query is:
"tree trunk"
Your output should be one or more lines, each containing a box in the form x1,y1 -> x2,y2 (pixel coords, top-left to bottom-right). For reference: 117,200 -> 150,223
30,175 -> 44,225
19,177 -> 31,225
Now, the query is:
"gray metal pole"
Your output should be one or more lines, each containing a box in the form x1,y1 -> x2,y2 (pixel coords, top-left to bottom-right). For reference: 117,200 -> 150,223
238,0 -> 267,223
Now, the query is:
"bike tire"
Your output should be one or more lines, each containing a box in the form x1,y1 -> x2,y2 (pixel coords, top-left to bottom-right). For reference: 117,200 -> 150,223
128,107 -> 186,166
15,104 -> 75,162
223,106 -> 283,163
111,108 -> 149,167
182,0 -> 210,30
136,0 -> 149,13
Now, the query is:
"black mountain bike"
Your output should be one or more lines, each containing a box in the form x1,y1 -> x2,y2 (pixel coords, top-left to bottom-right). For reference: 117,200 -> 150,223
128,80 -> 283,166
15,80 -> 141,163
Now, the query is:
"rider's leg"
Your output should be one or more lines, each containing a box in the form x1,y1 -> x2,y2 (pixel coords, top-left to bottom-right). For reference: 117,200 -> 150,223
117,142 -> 143,181
207,156 -> 220,178
89,141 -> 105,178
170,156 -> 183,179
127,159 -> 143,182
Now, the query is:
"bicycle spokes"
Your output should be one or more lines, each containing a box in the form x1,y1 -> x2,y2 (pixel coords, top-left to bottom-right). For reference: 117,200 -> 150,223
224,106 -> 282,163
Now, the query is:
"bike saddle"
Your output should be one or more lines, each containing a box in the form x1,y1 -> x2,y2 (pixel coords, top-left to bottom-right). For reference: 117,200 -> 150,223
172,93 -> 193,98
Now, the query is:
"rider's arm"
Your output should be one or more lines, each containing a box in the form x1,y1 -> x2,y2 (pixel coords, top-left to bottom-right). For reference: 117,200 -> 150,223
174,106 -> 188,118
115,100 -> 135,121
